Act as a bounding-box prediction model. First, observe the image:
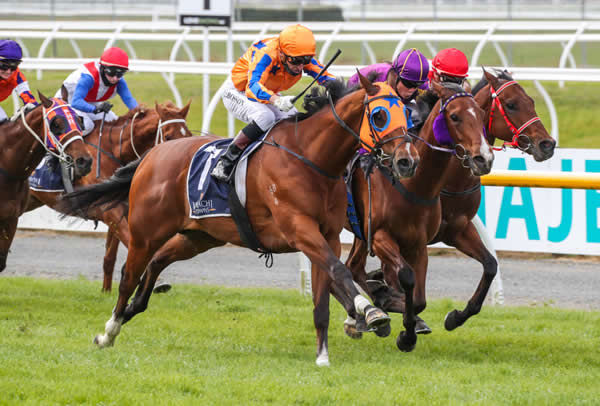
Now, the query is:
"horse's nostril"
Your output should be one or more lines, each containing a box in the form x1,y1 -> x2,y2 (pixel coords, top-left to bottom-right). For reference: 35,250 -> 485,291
473,155 -> 486,166
540,139 -> 556,153
397,158 -> 410,169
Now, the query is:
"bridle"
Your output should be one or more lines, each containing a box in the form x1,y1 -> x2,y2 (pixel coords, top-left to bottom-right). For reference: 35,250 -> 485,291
488,80 -> 541,152
128,112 -> 187,159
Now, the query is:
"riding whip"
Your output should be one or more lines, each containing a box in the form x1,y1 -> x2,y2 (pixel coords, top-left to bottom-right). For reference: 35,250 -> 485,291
291,49 -> 342,105
96,111 -> 106,178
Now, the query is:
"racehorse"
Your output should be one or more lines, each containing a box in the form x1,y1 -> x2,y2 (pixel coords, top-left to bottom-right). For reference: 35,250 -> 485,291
0,92 -> 92,272
25,101 -> 192,291
341,80 -> 494,351
347,69 -> 556,337
57,76 -> 420,366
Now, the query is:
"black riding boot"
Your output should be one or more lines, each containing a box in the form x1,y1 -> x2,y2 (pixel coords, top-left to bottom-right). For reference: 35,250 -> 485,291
211,130 -> 252,182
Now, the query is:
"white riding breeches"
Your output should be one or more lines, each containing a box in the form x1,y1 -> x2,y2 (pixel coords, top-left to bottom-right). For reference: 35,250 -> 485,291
73,108 -> 118,136
0,106 -> 7,121
221,78 -> 297,132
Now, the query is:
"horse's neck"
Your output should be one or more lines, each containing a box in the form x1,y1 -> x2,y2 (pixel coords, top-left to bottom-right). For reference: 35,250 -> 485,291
0,113 -> 47,176
283,91 -> 364,178
100,117 -> 157,165
475,83 -> 497,145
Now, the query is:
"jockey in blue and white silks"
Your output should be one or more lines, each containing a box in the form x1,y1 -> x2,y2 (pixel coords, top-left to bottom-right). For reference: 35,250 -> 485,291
55,46 -> 137,136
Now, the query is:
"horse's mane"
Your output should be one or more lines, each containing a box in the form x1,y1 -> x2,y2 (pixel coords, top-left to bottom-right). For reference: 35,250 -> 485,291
108,104 -> 151,126
472,69 -> 514,95
296,78 -> 356,122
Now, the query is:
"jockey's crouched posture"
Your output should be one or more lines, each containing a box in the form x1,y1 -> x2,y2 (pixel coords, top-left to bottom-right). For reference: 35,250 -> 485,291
56,46 -> 137,136
0,39 -> 37,122
212,24 -> 336,182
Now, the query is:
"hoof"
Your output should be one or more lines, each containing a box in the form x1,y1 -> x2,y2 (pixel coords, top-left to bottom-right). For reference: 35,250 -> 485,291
396,331 -> 417,353
444,310 -> 461,331
153,283 -> 172,294
365,306 -> 391,330
315,354 -> 330,367
415,316 -> 432,335
93,334 -> 113,348
344,322 -> 363,339
374,322 -> 391,338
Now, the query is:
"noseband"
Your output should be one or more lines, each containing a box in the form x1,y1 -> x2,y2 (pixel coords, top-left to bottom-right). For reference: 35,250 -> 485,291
488,80 -> 541,152
129,112 -> 187,159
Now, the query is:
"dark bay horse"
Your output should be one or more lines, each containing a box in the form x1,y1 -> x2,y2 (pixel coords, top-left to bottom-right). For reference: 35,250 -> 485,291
349,69 -> 556,337
58,76 -> 420,366
342,80 -> 494,351
0,93 -> 93,271
25,101 -> 192,291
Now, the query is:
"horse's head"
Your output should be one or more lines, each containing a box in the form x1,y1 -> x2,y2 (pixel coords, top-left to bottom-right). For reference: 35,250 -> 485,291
37,92 -> 93,179
155,100 -> 193,141
357,73 -> 419,179
430,81 -> 493,176
479,69 -> 555,162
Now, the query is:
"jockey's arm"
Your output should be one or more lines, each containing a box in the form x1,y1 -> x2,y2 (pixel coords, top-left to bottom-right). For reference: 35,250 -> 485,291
303,58 -> 336,84
71,74 -> 98,113
15,70 -> 37,106
116,78 -> 138,110
245,52 -> 276,104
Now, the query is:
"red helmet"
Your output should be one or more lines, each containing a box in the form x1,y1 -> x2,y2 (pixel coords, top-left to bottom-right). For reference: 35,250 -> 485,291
431,48 -> 469,78
100,47 -> 129,69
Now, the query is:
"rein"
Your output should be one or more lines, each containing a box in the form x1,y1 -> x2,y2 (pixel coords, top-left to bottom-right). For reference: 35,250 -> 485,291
488,80 -> 541,152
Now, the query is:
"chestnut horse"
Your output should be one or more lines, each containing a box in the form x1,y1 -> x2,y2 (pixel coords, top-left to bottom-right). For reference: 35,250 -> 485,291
348,69 -> 556,337
0,93 -> 93,272
58,76 -> 420,366
341,80 -> 494,351
25,101 -> 192,291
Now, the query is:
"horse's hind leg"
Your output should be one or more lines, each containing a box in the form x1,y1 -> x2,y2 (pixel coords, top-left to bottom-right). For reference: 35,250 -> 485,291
443,221 -> 497,331
102,231 -> 119,292
0,217 -> 18,272
123,231 -> 222,323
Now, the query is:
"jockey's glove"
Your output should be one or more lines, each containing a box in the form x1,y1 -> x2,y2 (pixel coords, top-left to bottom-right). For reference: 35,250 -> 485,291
273,95 -> 295,112
94,102 -> 113,115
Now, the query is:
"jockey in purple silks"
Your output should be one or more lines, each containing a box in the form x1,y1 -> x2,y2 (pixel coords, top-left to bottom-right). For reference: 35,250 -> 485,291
348,48 -> 430,134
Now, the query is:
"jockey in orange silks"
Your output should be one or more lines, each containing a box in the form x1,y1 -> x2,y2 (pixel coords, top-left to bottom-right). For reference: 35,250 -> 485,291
212,24 -> 336,182
56,47 -> 138,136
0,39 -> 37,122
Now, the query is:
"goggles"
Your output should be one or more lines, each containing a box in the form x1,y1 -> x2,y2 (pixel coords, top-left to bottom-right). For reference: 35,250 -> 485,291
103,66 -> 127,78
439,74 -> 465,85
0,59 -> 21,72
285,54 -> 312,66
399,77 -> 425,90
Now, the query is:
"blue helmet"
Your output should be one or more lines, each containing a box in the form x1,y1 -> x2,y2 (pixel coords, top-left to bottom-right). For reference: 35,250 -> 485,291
0,39 -> 23,61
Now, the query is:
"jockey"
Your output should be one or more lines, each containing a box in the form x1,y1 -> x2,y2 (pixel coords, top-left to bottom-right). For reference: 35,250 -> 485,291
211,24 -> 335,182
56,46 -> 137,136
428,48 -> 471,91
347,48 -> 430,131
0,39 -> 37,122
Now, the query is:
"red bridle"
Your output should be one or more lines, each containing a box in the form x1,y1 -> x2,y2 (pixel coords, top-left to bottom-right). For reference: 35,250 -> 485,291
488,80 -> 541,151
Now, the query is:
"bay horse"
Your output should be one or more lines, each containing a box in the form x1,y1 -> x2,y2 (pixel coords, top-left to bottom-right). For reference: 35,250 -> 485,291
341,80 -> 494,351
348,69 -> 556,338
57,75 -> 420,366
25,101 -> 192,291
0,92 -> 93,272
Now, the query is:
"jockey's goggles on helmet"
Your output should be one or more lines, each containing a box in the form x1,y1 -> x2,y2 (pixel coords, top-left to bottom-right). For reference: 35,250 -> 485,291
399,77 -> 425,90
439,74 -> 465,85
285,54 -> 312,65
103,66 -> 127,78
0,59 -> 21,71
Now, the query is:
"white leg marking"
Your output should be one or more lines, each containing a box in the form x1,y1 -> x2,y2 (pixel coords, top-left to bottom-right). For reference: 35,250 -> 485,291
95,314 -> 123,348
316,350 -> 330,367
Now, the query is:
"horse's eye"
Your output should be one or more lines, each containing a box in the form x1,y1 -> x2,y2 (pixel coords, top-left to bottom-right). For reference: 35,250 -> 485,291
450,113 -> 459,122
506,102 -> 516,110
49,116 -> 67,136
375,110 -> 388,126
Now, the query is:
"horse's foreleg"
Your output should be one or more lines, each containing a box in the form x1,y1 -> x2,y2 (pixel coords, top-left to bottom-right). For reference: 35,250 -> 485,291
442,221 -> 497,331
370,230 -> 417,352
102,231 -> 120,292
94,240 -> 156,349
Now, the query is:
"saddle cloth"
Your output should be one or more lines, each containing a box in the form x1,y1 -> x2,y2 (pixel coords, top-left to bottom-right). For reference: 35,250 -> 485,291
29,155 -> 64,192
186,136 -> 264,219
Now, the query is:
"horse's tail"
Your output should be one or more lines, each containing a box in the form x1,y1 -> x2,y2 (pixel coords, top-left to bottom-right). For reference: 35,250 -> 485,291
57,158 -> 141,219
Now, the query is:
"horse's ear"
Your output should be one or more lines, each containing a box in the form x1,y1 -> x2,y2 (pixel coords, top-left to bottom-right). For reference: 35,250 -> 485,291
180,99 -> 191,118
357,69 -> 378,96
155,101 -> 163,116
431,80 -> 445,99
37,91 -> 52,108
60,85 -> 69,102
482,67 -> 500,89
